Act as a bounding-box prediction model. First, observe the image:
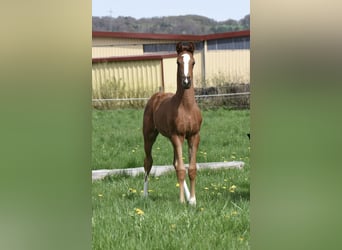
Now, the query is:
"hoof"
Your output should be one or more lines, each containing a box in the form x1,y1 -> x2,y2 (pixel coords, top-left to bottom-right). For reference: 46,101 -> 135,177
189,197 -> 196,206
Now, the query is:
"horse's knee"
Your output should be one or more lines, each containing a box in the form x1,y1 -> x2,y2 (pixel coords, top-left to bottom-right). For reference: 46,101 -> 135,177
176,168 -> 186,181
188,168 -> 197,181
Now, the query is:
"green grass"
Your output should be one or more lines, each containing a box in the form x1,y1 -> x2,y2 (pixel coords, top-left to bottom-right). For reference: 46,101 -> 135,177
92,108 -> 250,170
92,108 -> 250,249
93,168 -> 250,249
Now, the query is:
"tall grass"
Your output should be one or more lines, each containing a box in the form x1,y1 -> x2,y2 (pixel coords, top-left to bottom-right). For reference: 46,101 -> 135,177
92,78 -> 156,109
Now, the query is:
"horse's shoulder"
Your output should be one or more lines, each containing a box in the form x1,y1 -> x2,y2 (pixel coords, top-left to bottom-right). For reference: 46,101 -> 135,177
149,92 -> 173,113
153,92 -> 173,104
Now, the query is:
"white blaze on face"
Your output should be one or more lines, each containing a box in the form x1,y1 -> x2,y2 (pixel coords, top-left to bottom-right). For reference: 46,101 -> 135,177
182,54 -> 191,78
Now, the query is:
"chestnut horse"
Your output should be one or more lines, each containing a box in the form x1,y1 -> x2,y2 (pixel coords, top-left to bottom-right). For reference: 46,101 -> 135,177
142,42 -> 202,205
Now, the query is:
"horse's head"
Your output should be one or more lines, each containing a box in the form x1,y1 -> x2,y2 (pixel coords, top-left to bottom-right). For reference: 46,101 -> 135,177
176,42 -> 195,89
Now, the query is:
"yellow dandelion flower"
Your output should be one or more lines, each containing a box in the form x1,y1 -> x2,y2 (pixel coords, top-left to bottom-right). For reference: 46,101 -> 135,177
135,208 -> 144,215
176,183 -> 180,187
229,185 -> 237,193
204,187 -> 209,190
98,194 -> 103,197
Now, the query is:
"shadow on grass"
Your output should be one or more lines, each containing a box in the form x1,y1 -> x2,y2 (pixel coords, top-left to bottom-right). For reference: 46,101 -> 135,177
231,190 -> 250,202
103,173 -> 144,182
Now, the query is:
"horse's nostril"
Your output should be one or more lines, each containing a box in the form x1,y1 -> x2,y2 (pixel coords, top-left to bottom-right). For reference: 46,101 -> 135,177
182,78 -> 191,88
183,77 -> 191,83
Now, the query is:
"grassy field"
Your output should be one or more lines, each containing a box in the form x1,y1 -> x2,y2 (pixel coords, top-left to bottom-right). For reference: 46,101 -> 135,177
92,108 -> 250,170
92,108 -> 250,249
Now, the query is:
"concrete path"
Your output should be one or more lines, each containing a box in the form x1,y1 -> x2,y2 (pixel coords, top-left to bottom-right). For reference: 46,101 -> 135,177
92,161 -> 244,181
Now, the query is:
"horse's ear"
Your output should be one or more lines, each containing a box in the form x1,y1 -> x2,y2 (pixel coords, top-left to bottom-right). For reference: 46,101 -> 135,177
188,42 -> 195,54
176,42 -> 183,54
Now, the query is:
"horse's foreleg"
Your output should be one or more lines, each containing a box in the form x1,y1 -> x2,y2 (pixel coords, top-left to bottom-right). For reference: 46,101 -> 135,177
188,133 -> 200,206
171,135 -> 186,203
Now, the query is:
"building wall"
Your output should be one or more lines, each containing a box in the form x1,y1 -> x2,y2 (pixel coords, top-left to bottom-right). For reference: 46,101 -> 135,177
92,49 -> 249,96
92,37 -> 188,58
205,50 -> 250,85
92,33 -> 250,99
92,45 -> 143,58
92,60 -> 162,99
162,57 -> 177,93
92,37 -> 143,58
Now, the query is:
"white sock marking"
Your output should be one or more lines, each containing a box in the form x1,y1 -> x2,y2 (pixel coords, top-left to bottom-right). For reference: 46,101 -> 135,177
184,180 -> 190,201
144,178 -> 148,197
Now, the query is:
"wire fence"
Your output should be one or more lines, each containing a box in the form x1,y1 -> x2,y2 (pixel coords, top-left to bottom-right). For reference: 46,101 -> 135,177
92,92 -> 250,110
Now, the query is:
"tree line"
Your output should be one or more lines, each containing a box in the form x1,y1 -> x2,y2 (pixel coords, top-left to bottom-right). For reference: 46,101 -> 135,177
92,14 -> 250,34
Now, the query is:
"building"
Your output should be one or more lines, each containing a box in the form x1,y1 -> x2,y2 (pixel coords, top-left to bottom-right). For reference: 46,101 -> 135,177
92,30 -> 250,97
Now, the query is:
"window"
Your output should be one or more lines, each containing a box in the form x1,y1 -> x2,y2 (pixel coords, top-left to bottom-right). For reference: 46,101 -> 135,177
207,37 -> 250,50
143,42 -> 204,53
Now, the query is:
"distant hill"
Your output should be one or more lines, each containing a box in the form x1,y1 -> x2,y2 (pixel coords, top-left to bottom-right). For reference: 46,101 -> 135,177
92,14 -> 249,34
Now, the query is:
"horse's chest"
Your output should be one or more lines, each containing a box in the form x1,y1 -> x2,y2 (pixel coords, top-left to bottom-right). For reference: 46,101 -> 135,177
175,114 -> 199,134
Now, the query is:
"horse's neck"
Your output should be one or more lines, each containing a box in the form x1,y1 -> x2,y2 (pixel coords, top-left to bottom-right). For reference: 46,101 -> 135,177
175,82 -> 196,109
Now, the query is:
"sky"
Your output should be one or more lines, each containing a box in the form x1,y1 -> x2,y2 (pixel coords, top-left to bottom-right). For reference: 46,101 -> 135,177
92,0 -> 250,21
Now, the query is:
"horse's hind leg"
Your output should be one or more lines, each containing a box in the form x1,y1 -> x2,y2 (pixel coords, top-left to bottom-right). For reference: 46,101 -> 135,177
143,131 -> 158,196
143,106 -> 158,197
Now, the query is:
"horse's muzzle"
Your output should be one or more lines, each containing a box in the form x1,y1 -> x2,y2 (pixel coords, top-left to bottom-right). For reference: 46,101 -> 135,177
182,77 -> 191,89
